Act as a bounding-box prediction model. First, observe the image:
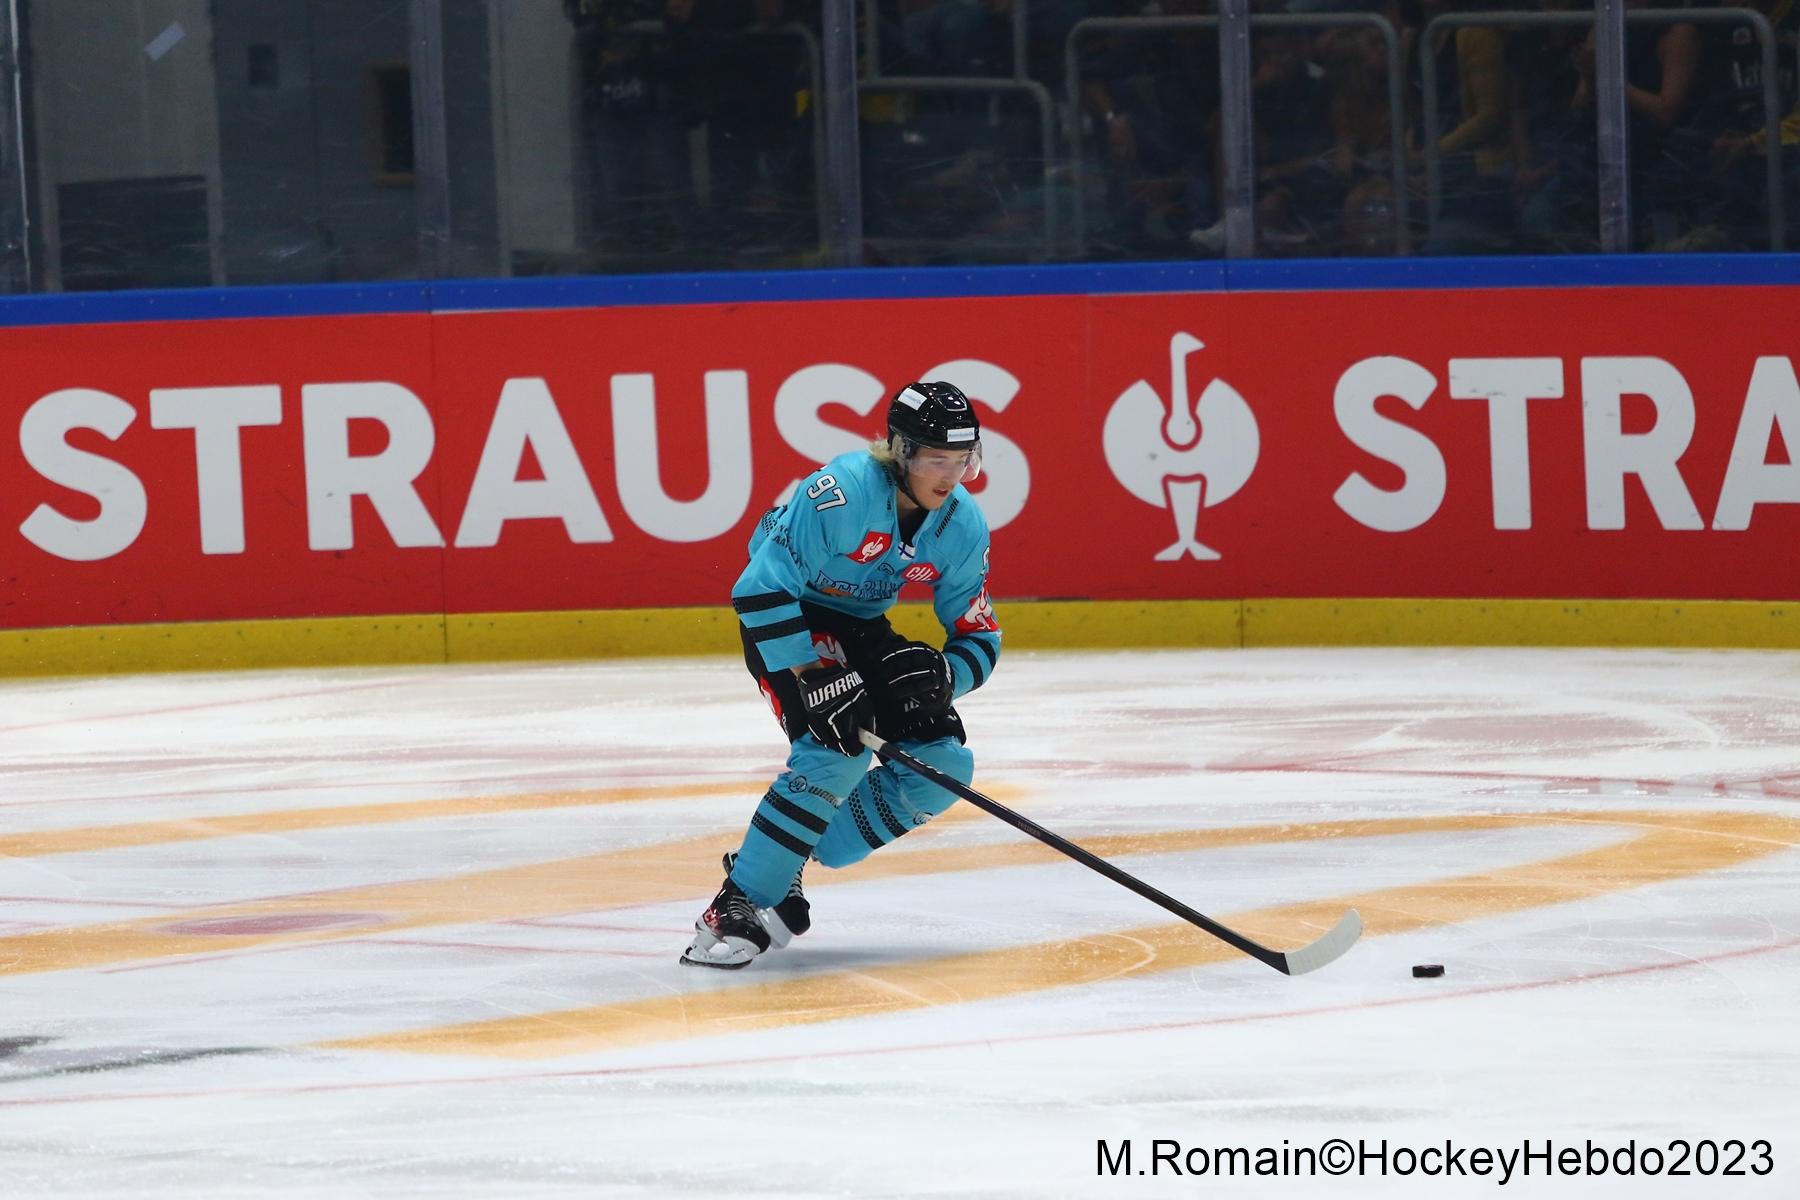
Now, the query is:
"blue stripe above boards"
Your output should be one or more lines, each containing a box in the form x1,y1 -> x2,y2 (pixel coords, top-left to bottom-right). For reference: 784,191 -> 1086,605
4,254 -> 1800,329
0,281 -> 434,327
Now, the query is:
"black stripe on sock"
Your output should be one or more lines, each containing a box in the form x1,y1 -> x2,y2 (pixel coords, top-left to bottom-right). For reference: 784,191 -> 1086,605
946,643 -> 986,688
733,591 -> 796,615
852,800 -> 884,851
751,812 -> 813,858
746,615 -> 809,643
869,776 -> 911,840
768,793 -> 830,835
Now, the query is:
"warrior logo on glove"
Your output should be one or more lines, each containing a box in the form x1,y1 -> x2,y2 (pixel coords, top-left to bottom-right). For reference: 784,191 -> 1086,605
797,664 -> 875,757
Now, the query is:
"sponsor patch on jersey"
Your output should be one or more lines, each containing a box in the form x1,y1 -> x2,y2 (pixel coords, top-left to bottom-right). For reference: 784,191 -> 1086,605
848,531 -> 892,564
903,563 -> 941,584
954,586 -> 1001,634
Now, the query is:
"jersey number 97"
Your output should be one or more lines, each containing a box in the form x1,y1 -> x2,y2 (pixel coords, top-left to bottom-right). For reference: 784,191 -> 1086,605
807,475 -> 847,511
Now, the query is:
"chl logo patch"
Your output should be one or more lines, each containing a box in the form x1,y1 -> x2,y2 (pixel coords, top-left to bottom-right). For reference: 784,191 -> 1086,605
903,563 -> 941,584
848,531 -> 893,564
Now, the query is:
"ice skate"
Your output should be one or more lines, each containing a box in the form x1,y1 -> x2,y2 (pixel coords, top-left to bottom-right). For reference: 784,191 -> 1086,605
722,851 -> 810,948
679,875 -> 771,969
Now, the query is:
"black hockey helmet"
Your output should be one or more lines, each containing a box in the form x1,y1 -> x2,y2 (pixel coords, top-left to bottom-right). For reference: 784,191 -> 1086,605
888,381 -> 980,449
885,381 -> 982,486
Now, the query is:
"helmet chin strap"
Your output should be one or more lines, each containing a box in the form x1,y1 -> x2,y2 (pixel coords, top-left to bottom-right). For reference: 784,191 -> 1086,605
887,434 -> 924,509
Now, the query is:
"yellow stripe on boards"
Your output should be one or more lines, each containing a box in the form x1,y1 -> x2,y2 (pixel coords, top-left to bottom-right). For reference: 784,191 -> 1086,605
1242,598 -> 1800,649
3,599 -> 1794,678
445,608 -> 742,661
0,614 -> 448,677
323,810 -> 1800,1059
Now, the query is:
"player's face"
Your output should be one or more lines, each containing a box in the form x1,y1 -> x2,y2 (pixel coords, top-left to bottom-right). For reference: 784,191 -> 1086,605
907,447 -> 979,509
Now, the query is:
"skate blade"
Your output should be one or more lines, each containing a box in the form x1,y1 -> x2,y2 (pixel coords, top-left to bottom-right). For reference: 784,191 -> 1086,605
679,948 -> 754,969
679,927 -> 760,969
763,909 -> 796,949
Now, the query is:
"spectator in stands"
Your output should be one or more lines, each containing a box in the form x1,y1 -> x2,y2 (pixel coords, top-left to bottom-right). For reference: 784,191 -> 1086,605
1300,4 -> 1416,256
1403,0 -> 1516,254
565,0 -> 697,267
1081,0 -> 1221,256
1187,29 -> 1336,254
887,0 -> 1089,83
1612,0 -> 1706,248
859,0 -> 1062,263
1696,0 -> 1798,249
1513,0 -> 1703,251
1311,22 -> 1402,254
898,0 -> 1007,76
1512,0 -> 1597,251
666,0 -> 819,260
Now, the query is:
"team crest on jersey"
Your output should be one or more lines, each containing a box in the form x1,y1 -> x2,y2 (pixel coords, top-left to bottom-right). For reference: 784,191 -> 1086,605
848,531 -> 892,564
903,563 -> 940,584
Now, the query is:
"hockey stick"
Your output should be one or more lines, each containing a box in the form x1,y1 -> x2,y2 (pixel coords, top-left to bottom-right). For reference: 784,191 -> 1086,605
858,729 -> 1362,976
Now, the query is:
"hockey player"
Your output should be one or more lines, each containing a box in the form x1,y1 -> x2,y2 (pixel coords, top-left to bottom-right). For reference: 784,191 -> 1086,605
681,380 -> 1002,968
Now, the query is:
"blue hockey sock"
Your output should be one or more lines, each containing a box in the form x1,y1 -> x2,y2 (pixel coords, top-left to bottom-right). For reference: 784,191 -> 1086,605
729,735 -> 870,907
814,737 -> 973,868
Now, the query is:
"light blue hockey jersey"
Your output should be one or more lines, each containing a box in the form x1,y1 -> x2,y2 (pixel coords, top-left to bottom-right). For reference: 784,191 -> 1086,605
732,451 -> 1001,699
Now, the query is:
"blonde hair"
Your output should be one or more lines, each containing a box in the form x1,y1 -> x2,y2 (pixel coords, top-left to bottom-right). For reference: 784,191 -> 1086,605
868,435 -> 900,465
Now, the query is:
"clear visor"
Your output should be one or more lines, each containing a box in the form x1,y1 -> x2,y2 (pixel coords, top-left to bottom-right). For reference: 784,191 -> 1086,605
901,438 -> 982,484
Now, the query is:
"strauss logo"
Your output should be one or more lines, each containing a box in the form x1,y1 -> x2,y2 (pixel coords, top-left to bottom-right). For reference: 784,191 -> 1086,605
1103,331 -> 1259,561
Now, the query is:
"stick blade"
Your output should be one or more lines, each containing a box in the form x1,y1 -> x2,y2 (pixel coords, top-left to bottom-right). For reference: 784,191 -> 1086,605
1277,908 -> 1363,976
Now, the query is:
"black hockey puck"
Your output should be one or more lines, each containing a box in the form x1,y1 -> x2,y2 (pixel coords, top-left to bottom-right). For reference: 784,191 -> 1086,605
1412,964 -> 1445,978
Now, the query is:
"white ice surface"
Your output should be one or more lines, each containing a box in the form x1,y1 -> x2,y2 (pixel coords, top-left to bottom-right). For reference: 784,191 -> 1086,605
2,648 -> 1799,1198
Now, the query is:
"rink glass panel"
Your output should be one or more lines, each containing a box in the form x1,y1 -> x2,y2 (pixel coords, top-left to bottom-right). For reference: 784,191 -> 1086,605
15,0 -> 435,290
2,0 -> 1797,291
1,1 -> 23,293
466,0 -> 826,277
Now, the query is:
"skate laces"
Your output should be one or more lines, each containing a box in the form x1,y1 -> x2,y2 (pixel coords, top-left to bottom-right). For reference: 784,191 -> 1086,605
717,883 -> 761,925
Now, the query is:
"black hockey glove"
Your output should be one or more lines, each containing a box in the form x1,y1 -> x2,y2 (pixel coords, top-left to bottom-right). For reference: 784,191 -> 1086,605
798,664 -> 875,756
874,641 -> 954,721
